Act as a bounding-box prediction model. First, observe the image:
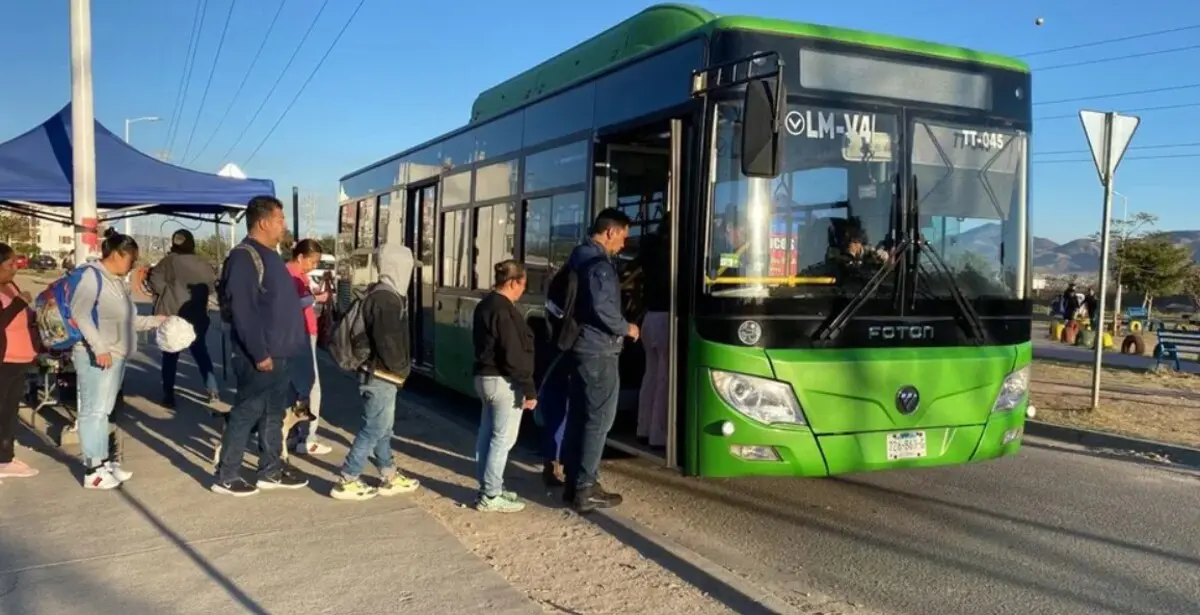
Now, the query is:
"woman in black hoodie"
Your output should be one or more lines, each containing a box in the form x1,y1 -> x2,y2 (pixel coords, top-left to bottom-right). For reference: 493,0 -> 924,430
148,229 -> 219,407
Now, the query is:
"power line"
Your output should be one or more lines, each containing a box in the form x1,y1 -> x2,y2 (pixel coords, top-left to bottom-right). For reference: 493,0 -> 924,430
161,0 -> 207,158
243,0 -> 366,166
1035,153 -> 1200,164
1034,43 -> 1200,72
1035,101 -> 1200,121
1034,82 -> 1200,106
1034,141 -> 1200,156
215,0 -> 333,166
180,0 -> 237,164
1017,24 -> 1200,58
187,0 -> 286,166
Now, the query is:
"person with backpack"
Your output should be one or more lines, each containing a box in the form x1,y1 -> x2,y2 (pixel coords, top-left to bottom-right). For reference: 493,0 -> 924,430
471,260 -> 536,512
0,243 -> 39,481
330,241 -> 419,501
285,239 -> 332,456
68,230 -> 166,489
214,195 -> 308,497
148,229 -> 219,408
551,209 -> 639,513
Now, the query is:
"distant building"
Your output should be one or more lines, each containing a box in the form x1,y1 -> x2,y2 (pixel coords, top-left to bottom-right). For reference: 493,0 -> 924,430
32,206 -> 74,257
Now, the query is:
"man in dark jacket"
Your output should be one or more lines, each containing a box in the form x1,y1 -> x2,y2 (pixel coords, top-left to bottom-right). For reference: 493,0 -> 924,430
559,209 -> 640,513
330,241 -> 420,501
149,228 -> 219,407
214,196 -> 308,496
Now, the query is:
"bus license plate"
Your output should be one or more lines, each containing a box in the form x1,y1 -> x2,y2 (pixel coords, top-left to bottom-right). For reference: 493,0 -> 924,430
887,431 -> 927,460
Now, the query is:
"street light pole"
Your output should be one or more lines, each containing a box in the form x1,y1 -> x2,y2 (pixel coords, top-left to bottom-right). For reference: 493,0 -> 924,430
122,116 -> 161,236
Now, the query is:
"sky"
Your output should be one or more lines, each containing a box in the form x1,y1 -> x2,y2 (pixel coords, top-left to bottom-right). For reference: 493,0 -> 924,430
1,0 -> 1198,242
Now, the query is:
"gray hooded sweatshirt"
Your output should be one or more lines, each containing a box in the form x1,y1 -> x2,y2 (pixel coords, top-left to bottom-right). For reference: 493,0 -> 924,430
376,242 -> 414,296
70,262 -> 162,358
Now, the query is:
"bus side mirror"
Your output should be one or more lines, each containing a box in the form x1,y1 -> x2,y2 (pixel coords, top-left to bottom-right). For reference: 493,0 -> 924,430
740,78 -> 784,178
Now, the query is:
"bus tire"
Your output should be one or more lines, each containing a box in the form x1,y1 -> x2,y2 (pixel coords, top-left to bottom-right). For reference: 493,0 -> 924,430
1121,334 -> 1145,355
1129,320 -> 1143,333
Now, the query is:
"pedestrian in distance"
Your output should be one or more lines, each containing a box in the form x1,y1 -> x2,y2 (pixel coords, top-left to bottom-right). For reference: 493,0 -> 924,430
71,230 -> 167,489
472,260 -> 536,513
285,238 -> 332,456
0,242 -> 39,481
556,209 -> 639,513
147,228 -> 219,408
214,196 -> 308,497
330,241 -> 420,501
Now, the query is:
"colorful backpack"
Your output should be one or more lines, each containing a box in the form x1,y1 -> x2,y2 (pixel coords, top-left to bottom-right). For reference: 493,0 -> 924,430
35,266 -> 103,352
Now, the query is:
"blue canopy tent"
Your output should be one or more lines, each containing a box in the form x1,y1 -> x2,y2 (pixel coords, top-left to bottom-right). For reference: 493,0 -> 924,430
0,103 -> 275,228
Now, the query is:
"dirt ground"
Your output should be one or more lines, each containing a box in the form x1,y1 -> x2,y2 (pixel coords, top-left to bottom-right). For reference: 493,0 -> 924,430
387,409 -> 736,615
1031,359 -> 1200,449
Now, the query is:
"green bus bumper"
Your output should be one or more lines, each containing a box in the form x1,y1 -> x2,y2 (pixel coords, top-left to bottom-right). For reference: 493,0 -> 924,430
695,386 -> 1026,478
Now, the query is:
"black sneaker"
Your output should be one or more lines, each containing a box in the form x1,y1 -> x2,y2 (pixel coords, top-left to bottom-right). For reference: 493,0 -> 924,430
257,467 -> 309,490
571,484 -> 623,514
161,394 -> 176,409
211,477 -> 259,497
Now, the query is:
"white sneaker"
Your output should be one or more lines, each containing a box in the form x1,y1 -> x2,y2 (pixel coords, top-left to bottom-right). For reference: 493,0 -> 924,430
106,461 -> 133,483
83,467 -> 121,490
296,441 -> 332,456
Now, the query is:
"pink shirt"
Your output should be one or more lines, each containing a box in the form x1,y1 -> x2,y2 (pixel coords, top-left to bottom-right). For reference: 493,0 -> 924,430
286,262 -> 318,336
0,282 -> 37,364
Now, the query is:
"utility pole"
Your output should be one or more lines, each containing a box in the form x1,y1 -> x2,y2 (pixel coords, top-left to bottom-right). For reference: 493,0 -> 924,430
70,0 -> 97,265
1079,110 -> 1140,409
123,116 -> 161,237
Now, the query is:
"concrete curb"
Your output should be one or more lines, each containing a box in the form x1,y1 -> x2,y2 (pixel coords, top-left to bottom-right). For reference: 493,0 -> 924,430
1024,420 -> 1200,468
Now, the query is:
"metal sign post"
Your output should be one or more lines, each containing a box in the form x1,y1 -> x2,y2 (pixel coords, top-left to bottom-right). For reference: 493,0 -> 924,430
1079,110 -> 1140,409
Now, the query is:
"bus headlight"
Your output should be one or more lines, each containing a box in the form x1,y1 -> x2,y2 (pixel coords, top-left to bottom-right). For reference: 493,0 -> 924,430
991,366 -> 1030,412
711,370 -> 806,425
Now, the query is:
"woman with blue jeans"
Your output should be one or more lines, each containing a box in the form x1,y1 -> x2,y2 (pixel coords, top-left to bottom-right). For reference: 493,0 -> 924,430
471,260 -> 536,513
71,230 -> 165,489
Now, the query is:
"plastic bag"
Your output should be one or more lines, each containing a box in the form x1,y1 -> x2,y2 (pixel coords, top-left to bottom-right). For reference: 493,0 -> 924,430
155,316 -> 196,354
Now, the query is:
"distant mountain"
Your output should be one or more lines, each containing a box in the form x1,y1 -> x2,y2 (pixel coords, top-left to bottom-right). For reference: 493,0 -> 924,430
947,223 -> 1200,275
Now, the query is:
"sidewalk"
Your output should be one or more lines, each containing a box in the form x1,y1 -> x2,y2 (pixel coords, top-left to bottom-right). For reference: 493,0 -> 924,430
1,328 -> 539,614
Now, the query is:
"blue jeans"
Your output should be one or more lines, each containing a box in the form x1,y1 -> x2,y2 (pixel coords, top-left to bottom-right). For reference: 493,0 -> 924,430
536,354 -> 570,463
216,355 -> 291,482
561,352 -> 620,491
341,377 -> 398,479
474,376 -> 523,498
73,345 -> 127,468
161,324 -> 217,396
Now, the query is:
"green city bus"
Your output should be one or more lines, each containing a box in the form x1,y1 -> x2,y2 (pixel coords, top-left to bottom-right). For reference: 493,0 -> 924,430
335,3 -> 1032,478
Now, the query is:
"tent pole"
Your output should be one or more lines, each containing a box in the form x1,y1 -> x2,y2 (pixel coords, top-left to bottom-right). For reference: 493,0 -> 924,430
70,0 -> 98,264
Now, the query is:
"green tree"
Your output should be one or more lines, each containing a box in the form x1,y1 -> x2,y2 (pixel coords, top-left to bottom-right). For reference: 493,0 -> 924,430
1184,264 -> 1200,310
1114,232 -> 1193,312
0,213 -> 35,253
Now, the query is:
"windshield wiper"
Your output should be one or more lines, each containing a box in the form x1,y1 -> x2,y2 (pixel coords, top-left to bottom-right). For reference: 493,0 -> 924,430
812,237 -> 911,343
916,240 -> 988,345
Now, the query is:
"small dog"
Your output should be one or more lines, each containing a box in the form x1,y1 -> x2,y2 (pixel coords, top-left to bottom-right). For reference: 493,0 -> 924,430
211,403 -> 316,468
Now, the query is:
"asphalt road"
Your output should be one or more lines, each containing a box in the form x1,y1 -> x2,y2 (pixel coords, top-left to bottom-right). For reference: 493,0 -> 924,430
591,441 -> 1200,615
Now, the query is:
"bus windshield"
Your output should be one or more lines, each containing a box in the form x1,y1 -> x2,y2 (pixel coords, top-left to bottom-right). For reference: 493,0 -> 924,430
911,119 -> 1029,300
706,101 -> 1029,302
707,101 -> 900,299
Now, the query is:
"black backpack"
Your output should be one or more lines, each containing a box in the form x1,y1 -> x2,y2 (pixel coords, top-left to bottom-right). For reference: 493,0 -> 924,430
217,244 -> 264,324
544,264 -> 581,351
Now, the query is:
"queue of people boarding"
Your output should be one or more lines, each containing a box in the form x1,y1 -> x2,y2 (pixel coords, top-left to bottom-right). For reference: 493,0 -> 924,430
1,195 -> 667,516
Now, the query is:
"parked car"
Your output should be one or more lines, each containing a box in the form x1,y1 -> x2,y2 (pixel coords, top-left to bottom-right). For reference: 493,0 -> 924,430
30,254 -> 57,270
